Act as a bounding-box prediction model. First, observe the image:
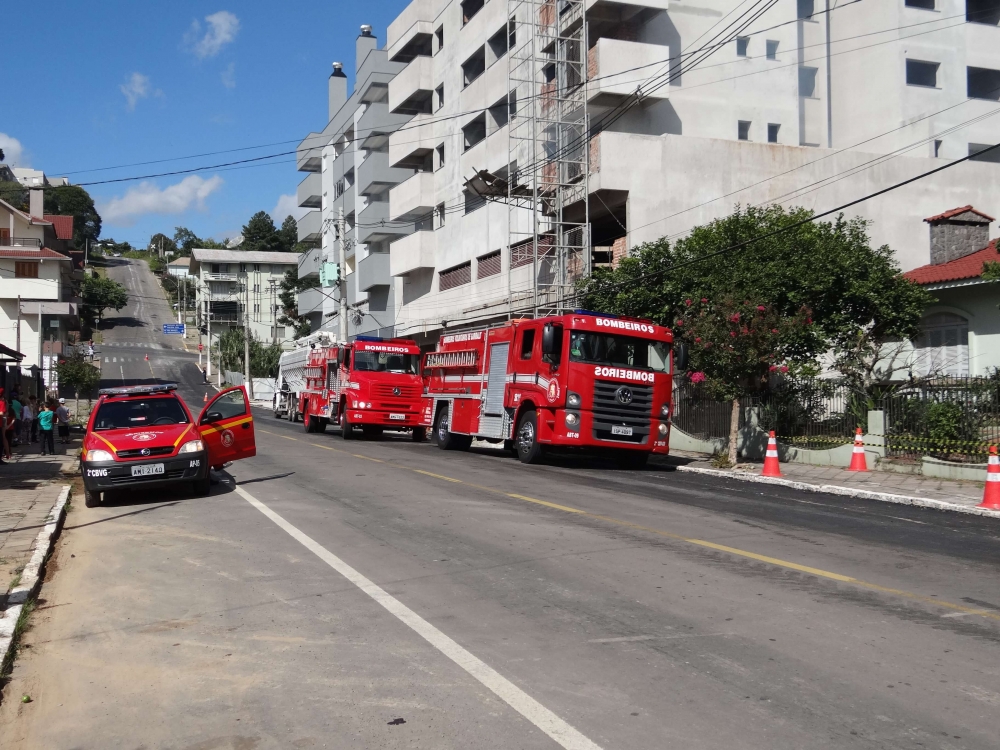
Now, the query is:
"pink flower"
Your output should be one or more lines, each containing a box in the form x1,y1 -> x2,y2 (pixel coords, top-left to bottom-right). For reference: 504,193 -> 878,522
769,365 -> 778,372
757,305 -> 766,312
694,337 -> 702,343
729,331 -> 737,337
675,319 -> 684,326
771,328 -> 779,334
685,299 -> 692,306
701,298 -> 708,303
780,365 -> 789,373
806,318 -> 813,324
690,371 -> 706,384
729,313 -> 741,323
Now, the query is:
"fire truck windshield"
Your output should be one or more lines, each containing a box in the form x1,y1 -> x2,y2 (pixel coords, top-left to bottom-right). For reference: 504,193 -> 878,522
568,331 -> 671,373
352,351 -> 420,374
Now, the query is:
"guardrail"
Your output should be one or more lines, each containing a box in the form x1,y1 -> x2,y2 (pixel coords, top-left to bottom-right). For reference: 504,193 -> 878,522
0,237 -> 43,248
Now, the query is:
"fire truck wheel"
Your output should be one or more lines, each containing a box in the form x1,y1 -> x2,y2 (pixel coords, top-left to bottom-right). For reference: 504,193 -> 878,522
411,427 -> 427,442
515,410 -> 544,464
340,410 -> 355,440
315,418 -> 328,433
303,412 -> 314,433
434,406 -> 469,450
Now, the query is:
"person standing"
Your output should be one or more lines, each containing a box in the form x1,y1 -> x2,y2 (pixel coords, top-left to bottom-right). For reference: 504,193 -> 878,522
0,389 -> 9,463
38,401 -> 56,456
56,398 -> 71,445
28,396 -> 39,442
20,398 -> 33,445
10,392 -> 22,447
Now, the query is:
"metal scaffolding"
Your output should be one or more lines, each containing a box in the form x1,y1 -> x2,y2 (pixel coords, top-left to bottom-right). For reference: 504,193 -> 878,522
507,0 -> 590,318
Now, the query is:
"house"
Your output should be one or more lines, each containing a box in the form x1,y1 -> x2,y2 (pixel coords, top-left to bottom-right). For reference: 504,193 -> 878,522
166,256 -> 191,278
902,207 -> 1000,378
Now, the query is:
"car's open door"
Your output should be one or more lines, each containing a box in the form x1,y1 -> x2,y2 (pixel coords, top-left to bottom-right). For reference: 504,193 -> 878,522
198,386 -> 256,467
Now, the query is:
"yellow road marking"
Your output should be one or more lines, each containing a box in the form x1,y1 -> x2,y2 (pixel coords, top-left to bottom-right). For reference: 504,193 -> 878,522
259,430 -> 999,621
279,435 -> 298,441
312,443 -> 335,450
354,453 -> 384,463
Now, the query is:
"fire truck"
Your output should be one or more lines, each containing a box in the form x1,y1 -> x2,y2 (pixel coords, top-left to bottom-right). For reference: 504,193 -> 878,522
422,312 -> 682,466
288,334 -> 426,439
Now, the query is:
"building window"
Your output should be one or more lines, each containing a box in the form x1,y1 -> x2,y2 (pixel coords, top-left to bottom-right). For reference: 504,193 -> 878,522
488,95 -> 510,132
435,203 -> 446,229
797,0 -> 815,19
906,59 -> 939,88
334,179 -> 345,199
967,66 -> 1000,99
967,0 -> 1000,24
435,25 -> 444,53
463,114 -> 487,151
435,85 -> 445,112
905,0 -> 935,7
14,261 -> 39,278
767,123 -> 780,143
738,120 -> 751,141
912,313 -> 969,376
799,66 -> 818,97
736,37 -> 749,57
478,250 -> 502,279
488,24 -> 510,63
462,47 -> 486,87
271,326 -> 286,339
520,329 -> 535,359
439,261 -> 471,291
766,40 -> 779,60
435,143 -> 445,170
969,142 -> 1000,163
464,188 -> 487,214
461,0 -> 484,25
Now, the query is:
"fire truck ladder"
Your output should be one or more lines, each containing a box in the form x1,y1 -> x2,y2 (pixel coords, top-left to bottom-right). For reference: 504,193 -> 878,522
507,0 -> 590,319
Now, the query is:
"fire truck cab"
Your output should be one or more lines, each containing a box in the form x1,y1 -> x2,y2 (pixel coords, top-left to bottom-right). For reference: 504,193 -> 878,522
422,312 -> 678,466
299,336 -> 426,440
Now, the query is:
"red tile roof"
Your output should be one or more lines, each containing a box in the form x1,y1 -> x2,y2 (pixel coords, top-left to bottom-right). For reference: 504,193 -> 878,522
923,205 -> 995,223
904,241 -> 1000,285
43,215 -> 75,240
0,247 -> 72,260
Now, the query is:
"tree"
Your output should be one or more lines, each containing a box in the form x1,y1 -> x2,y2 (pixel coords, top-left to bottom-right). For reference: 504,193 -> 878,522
241,211 -> 284,253
149,232 -> 179,256
56,351 -> 101,416
277,215 -> 299,253
278,264 -> 315,339
217,327 -> 282,377
172,226 -> 227,255
81,275 -> 129,327
43,185 -> 102,248
0,181 -> 27,211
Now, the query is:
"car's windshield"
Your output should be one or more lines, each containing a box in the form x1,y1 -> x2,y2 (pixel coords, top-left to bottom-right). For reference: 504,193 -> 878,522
352,351 -> 420,374
569,331 -> 671,373
93,397 -> 189,430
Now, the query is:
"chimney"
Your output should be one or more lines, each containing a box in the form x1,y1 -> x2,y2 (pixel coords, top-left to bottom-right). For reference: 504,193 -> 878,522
329,62 -> 347,122
357,25 -> 378,77
924,206 -> 994,265
29,188 -> 43,219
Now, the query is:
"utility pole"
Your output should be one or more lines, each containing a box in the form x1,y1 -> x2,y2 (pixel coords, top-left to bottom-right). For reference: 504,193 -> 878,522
206,289 -> 212,379
338,206 -> 347,342
16,296 -> 21,357
243,273 -> 254,400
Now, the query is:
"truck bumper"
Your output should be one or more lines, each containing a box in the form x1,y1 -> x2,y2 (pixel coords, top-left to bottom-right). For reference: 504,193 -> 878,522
345,409 -> 424,429
541,408 -> 670,453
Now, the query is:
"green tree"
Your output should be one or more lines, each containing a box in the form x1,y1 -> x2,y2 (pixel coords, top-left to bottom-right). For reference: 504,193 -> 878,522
81,275 -> 129,327
277,264 -> 315,339
277,215 -> 299,253
149,232 -> 179,256
241,211 -> 284,253
0,181 -> 27,211
172,226 -> 227,254
56,351 -> 102,416
217,327 -> 282,377
43,185 -> 102,248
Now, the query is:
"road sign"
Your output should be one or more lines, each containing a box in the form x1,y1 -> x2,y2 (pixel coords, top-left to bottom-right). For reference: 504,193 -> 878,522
163,323 -> 186,335
198,343 -> 203,352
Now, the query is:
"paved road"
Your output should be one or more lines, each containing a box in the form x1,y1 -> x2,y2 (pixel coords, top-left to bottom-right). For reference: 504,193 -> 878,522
2,259 -> 999,749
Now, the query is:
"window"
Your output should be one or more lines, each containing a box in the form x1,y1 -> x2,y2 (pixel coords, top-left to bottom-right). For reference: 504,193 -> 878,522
736,37 -> 749,57
439,261 -> 471,291
14,261 -> 39,278
488,95 -> 510,131
488,24 -> 510,62
435,25 -> 444,53
967,66 -> 1000,99
520,329 -> 536,359
799,66 -> 818,96
912,313 -> 969,376
0,228 -> 9,245
797,0 -> 815,18
253,264 -> 260,272
271,325 -> 286,340
767,123 -> 780,143
905,0 -> 935,7
334,178 -> 345,199
738,120 -> 751,141
766,40 -> 779,60
969,142 -> 1000,163
435,203 -> 446,229
435,84 -> 445,112
464,188 -> 487,214
461,0 -> 484,25
435,143 -> 445,170
967,0 -> 1000,24
462,47 -> 486,87
462,114 -> 487,151
906,59 -> 939,88
934,139 -> 943,157
477,250 -> 502,279
202,390 -> 247,423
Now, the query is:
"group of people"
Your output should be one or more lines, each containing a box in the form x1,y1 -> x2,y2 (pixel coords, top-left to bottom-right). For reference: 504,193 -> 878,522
0,387 -> 72,463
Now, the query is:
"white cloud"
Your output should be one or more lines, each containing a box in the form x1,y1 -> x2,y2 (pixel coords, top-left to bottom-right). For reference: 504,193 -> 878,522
0,133 -> 26,166
184,11 -> 240,59
120,72 -> 151,111
221,62 -> 236,89
271,193 -> 308,223
101,175 -> 224,226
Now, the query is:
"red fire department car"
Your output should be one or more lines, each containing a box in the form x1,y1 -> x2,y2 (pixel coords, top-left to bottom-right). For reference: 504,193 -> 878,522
80,384 -> 256,507
296,336 -> 427,440
422,312 -> 680,466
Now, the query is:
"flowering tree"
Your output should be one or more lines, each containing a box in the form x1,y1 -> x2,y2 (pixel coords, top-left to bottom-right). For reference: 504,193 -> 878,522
677,298 -> 812,463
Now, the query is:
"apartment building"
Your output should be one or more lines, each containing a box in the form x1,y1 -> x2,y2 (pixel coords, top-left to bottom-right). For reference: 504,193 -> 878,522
294,26 -> 416,338
190,249 -> 300,346
376,0 -> 1000,345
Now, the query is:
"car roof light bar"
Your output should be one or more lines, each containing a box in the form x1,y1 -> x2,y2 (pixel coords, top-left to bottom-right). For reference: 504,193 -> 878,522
98,383 -> 178,397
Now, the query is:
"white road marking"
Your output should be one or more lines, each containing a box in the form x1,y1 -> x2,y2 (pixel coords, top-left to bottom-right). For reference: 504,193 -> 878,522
234,484 -> 603,750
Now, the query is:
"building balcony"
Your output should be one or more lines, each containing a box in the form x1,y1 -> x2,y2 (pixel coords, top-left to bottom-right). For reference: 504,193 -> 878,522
331,146 -> 356,180
297,132 -> 324,172
332,183 -> 355,219
358,102 -> 410,150
203,272 -> 239,282
299,245 -> 323,280
587,38 -> 670,106
387,0 -> 435,60
390,230 -> 436,277
358,201 -> 415,245
389,114 -> 434,169
297,210 -> 322,244
584,0 -> 669,14
389,55 -> 435,115
296,286 -> 325,317
297,172 -> 322,209
358,150 -> 414,196
0,237 -> 42,248
357,251 -> 391,291
389,172 -> 436,222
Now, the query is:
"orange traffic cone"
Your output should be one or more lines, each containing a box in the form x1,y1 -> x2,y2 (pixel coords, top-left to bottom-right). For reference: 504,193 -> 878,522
144,353 -> 149,361
979,446 -> 1000,510
848,428 -> 868,472
762,431 -> 781,477
203,392 -> 209,404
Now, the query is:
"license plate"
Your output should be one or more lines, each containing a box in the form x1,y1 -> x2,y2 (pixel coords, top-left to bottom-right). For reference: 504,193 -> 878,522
389,413 -> 405,421
611,425 -> 633,436
131,463 -> 164,477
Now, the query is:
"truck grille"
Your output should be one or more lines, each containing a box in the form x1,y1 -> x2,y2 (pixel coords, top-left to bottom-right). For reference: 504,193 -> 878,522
116,446 -> 175,459
372,383 -> 422,400
592,380 -> 652,444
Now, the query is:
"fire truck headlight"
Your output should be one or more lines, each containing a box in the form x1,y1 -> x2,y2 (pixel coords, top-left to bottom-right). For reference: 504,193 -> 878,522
565,412 -> 580,428
352,400 -> 358,408
567,391 -> 582,408
658,422 -> 669,436
660,403 -> 670,418
88,449 -> 114,463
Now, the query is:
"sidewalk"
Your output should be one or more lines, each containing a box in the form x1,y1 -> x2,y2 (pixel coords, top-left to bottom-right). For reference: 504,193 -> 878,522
667,451 -> 998,517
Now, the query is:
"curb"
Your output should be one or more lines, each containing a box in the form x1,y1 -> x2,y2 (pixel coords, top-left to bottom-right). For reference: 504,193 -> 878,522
0,486 -> 71,670
675,466 -> 1000,519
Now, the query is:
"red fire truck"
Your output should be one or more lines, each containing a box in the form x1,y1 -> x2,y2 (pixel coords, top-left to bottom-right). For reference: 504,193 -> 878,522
296,336 -> 427,440
422,312 -> 682,466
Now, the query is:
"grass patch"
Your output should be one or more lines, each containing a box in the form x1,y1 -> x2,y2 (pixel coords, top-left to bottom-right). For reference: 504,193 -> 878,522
0,598 -> 37,693
710,452 -> 734,470
8,566 -> 25,592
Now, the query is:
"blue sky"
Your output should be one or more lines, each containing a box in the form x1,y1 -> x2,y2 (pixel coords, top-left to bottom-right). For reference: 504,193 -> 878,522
2,1 -> 407,246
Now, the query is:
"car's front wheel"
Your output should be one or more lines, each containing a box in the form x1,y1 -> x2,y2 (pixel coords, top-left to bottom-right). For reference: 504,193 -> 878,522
84,488 -> 102,508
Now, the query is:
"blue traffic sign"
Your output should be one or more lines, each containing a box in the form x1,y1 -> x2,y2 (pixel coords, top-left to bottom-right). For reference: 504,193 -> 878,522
163,323 -> 186,335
